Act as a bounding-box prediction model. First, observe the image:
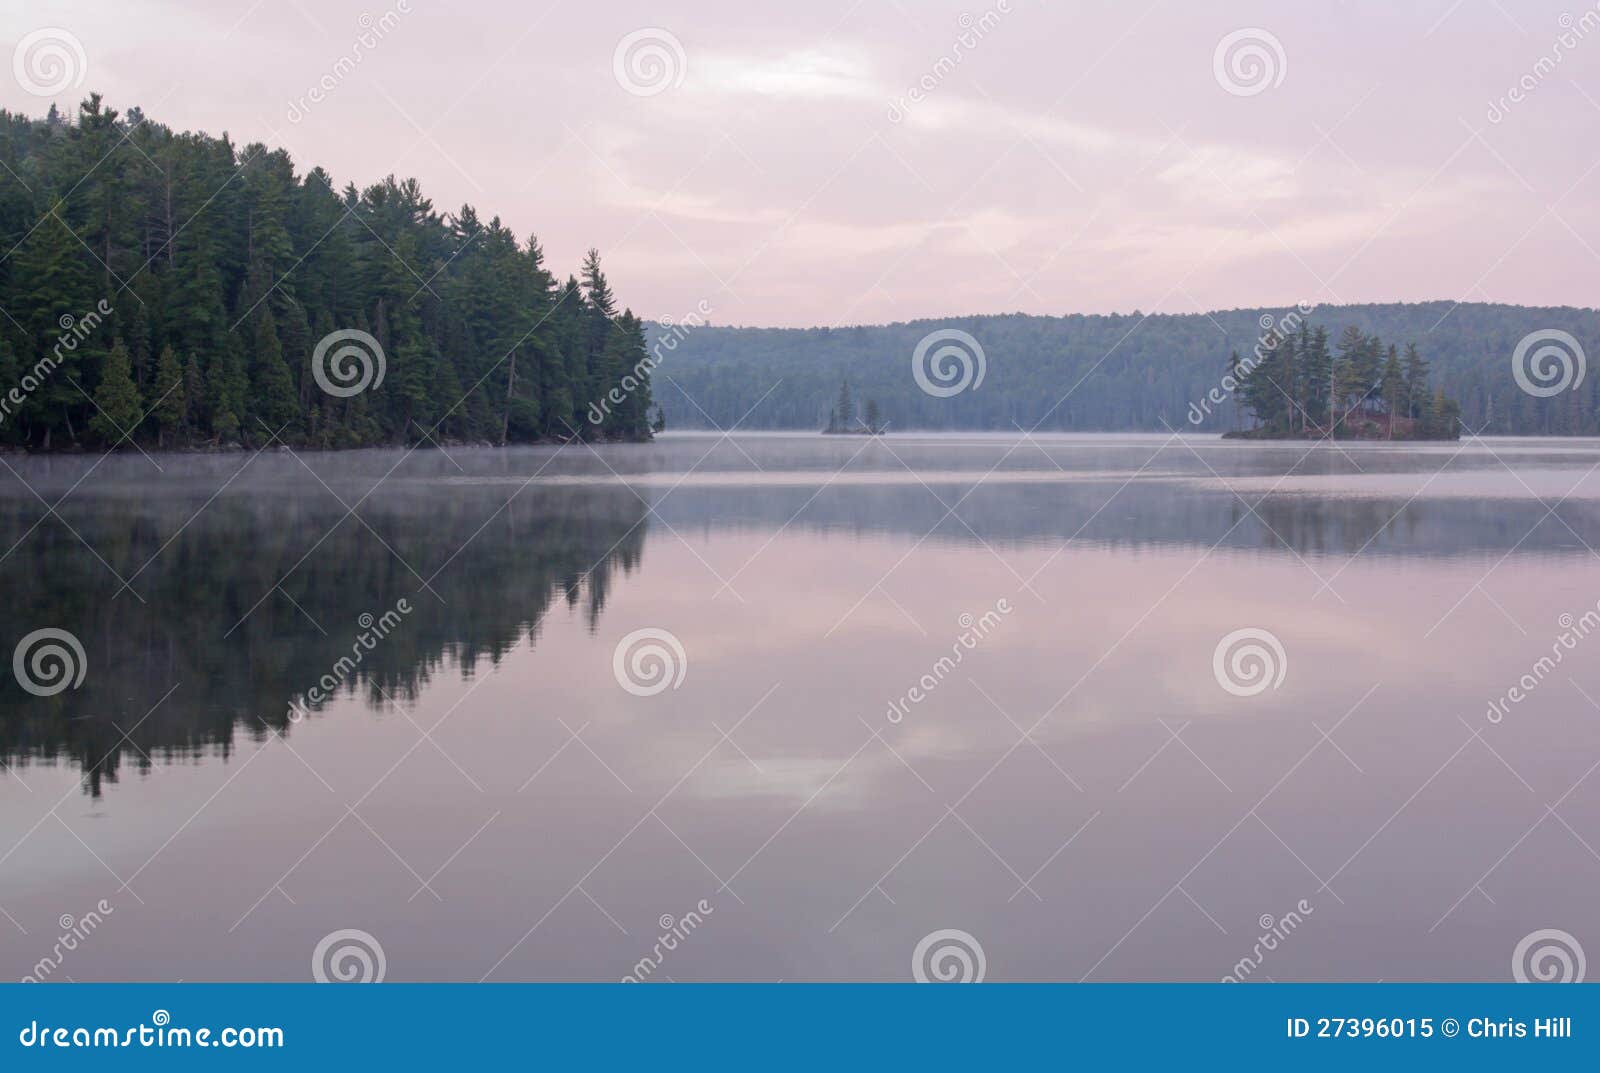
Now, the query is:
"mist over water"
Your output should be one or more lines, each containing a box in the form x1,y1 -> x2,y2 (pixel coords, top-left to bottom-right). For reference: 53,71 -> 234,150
2,432 -> 1598,981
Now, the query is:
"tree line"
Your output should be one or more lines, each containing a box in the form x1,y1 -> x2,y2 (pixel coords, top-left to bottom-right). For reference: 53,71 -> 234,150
0,95 -> 657,451
1229,323 -> 1461,439
651,303 -> 1596,436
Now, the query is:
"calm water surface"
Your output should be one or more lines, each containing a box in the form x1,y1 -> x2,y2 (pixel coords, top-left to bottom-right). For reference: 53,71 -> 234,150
2,432 -> 1599,981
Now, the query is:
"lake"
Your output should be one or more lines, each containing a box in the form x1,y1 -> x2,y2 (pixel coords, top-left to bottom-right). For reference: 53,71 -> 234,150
2,431 -> 1598,982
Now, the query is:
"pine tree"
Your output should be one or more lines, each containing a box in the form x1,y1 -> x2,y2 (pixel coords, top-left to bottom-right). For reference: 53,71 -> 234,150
373,232 -> 435,442
247,311 -> 299,437
1381,346 -> 1404,437
1402,343 -> 1429,419
208,334 -> 249,443
1276,332 -> 1301,432
1301,325 -> 1332,433
834,377 -> 855,431
1244,337 -> 1292,434
150,344 -> 185,447
89,340 -> 142,446
183,353 -> 206,438
15,208 -> 96,446
1354,335 -> 1383,413
0,340 -> 20,446
865,398 -> 882,434
1333,326 -> 1366,419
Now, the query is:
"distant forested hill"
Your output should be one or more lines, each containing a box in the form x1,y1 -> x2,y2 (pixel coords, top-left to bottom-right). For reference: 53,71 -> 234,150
0,95 -> 655,451
650,303 -> 1599,436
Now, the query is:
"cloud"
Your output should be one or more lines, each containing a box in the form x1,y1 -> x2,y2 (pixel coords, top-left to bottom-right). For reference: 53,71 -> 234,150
695,48 -> 879,101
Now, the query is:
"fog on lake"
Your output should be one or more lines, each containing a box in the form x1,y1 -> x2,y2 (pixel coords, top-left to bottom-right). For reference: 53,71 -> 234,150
2,432 -> 1598,981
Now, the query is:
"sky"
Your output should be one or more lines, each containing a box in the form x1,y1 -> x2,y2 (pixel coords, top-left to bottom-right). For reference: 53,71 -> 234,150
3,0 -> 1598,327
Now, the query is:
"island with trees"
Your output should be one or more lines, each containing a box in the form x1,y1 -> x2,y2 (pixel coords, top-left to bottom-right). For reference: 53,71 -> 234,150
1225,324 -> 1462,440
823,377 -> 884,435
0,95 -> 658,452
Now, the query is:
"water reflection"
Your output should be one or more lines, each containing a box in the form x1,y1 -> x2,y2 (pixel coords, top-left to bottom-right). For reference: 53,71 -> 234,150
2,435 -> 1599,982
0,481 -> 647,795
3,435 -> 1599,796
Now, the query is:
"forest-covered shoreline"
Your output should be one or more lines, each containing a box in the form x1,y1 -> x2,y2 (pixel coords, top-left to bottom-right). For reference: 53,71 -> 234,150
0,95 -> 659,453
5,99 -> 1588,454
650,303 -> 1595,436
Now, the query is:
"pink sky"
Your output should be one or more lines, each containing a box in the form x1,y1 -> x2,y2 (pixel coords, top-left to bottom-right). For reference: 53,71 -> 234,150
5,1 -> 1598,326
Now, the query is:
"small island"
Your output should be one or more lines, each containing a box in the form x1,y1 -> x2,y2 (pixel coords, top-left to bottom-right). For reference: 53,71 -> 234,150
823,377 -> 885,435
1219,325 -> 1461,441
